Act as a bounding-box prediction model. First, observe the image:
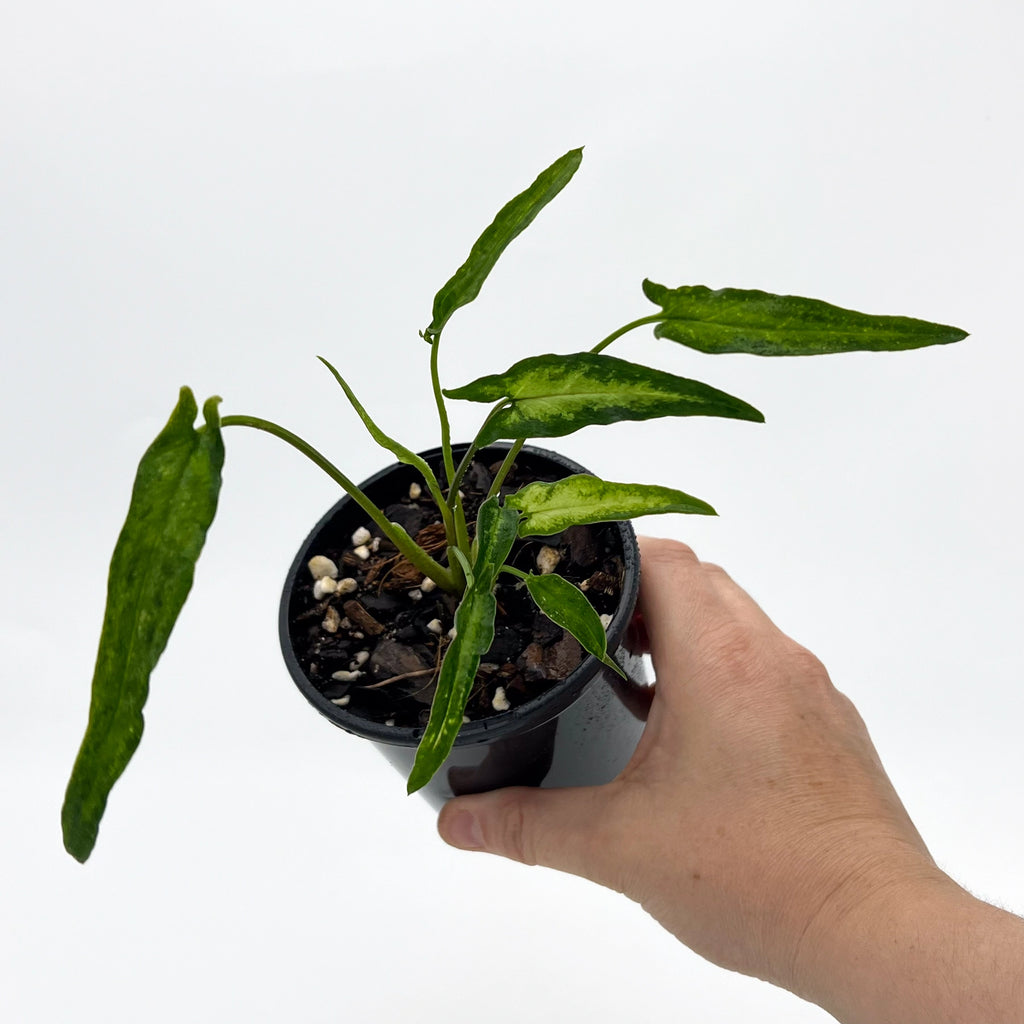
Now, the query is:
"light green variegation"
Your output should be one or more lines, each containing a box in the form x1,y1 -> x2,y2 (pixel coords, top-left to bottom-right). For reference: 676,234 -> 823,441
62,388 -> 224,862
64,145 -> 968,859
445,352 -> 764,445
520,571 -> 625,678
507,474 -> 716,535
642,280 -> 968,356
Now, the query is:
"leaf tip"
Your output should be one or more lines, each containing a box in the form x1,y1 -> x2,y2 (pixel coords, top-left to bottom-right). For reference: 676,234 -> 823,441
201,395 -> 222,428
603,653 -> 628,680
60,804 -> 96,864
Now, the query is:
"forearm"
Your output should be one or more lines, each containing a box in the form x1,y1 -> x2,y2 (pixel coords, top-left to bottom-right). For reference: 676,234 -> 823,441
797,872 -> 1024,1024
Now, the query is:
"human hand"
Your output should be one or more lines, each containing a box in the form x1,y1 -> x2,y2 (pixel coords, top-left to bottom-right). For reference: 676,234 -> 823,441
437,538 -> 1024,1021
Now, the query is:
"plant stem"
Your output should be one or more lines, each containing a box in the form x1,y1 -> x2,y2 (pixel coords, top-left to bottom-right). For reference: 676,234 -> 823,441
486,439 -> 526,499
429,336 -> 457,489
500,564 -> 529,581
317,356 -> 456,541
221,414 -> 458,592
448,400 -> 511,498
428,334 -> 471,556
589,313 -> 665,354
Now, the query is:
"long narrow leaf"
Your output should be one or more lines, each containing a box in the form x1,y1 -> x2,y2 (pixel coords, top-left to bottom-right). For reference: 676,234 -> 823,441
523,572 -> 625,678
407,499 -> 519,793
317,355 -> 445,504
61,388 -> 224,862
507,474 -> 716,535
425,148 -> 583,339
643,279 -> 968,356
444,352 -> 764,445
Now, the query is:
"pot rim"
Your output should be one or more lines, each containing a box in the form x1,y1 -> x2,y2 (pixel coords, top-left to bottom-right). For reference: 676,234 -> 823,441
279,442 -> 641,748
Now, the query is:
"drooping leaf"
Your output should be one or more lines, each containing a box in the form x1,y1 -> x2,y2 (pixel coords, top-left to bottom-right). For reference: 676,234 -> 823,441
507,474 -> 716,535
407,498 -> 519,793
522,572 -> 625,679
444,352 -> 764,445
62,388 -> 225,862
425,148 -> 583,340
643,280 -> 968,356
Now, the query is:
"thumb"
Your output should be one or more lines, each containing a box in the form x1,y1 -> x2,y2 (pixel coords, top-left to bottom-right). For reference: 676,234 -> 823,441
437,785 -> 620,883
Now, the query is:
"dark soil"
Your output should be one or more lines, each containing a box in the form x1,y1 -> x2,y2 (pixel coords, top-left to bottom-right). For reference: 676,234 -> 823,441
286,456 -> 625,731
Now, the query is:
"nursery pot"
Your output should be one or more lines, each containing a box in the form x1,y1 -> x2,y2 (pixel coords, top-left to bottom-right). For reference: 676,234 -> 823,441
279,443 -> 649,809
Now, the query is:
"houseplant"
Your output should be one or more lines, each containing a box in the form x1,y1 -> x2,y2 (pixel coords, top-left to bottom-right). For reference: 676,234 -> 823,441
61,147 -> 966,862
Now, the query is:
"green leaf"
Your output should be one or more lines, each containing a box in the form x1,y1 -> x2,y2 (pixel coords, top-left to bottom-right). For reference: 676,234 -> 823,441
407,498 -> 519,793
507,474 -> 716,535
471,495 -> 521,579
425,148 -> 583,339
61,388 -> 224,862
444,352 -> 764,445
643,280 -> 969,356
523,572 -> 624,678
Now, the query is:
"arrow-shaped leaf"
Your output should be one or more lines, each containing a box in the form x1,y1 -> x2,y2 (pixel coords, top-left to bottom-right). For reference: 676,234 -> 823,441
522,572 -> 625,679
62,388 -> 225,862
507,474 -> 716,535
643,279 -> 968,356
407,498 -> 519,793
445,352 -> 764,445
425,148 -> 583,339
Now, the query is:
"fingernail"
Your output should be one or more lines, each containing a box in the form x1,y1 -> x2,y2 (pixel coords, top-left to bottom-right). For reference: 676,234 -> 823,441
444,809 -> 485,850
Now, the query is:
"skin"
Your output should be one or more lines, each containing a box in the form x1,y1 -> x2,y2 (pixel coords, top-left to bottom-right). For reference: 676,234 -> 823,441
437,537 -> 1024,1023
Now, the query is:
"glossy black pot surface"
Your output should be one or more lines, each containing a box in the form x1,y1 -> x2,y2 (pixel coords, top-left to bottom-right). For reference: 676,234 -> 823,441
279,443 -> 649,809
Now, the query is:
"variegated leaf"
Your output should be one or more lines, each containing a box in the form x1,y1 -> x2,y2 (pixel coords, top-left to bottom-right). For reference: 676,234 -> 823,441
444,353 -> 763,445
507,474 -> 715,535
643,279 -> 968,356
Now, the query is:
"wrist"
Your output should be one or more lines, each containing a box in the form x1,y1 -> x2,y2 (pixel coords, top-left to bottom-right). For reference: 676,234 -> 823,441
793,863 -> 1024,1024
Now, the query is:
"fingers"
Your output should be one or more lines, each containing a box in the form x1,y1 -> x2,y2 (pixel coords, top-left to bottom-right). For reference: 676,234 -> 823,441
636,537 -> 718,682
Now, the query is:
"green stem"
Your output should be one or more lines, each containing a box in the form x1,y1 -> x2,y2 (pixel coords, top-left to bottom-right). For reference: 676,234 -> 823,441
500,564 -> 529,581
447,401 -> 510,500
429,336 -> 457,489
221,414 -> 458,592
589,313 -> 665,354
486,439 -> 526,499
317,356 -> 456,542
428,334 -> 470,555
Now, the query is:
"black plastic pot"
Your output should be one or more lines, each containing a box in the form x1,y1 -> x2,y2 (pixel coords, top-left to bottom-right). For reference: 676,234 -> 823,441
279,443 -> 649,809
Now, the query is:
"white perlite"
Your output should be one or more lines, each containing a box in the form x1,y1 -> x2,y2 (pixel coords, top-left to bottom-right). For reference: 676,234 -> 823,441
447,627 -> 457,640
337,577 -> 358,595
330,695 -> 351,707
408,482 -> 422,500
599,613 -> 613,629
352,544 -> 371,561
331,669 -> 363,682
351,650 -> 370,667
491,686 -> 511,712
408,588 -> 423,602
419,577 -> 437,593
536,546 -> 561,574
313,577 -> 338,600
385,717 -> 396,727
308,555 -> 339,580
426,618 -> 443,635
322,606 -> 341,634
351,526 -> 371,547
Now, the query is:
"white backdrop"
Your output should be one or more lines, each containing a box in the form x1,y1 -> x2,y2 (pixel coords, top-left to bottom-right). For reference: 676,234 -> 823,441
3,2 -> 1022,1021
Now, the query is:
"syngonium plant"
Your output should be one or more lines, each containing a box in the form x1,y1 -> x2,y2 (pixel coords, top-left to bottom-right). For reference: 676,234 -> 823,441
61,147 -> 967,862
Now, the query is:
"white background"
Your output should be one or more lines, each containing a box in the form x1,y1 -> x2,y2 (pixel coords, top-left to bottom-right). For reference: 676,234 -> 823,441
2,2 -> 1022,1021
